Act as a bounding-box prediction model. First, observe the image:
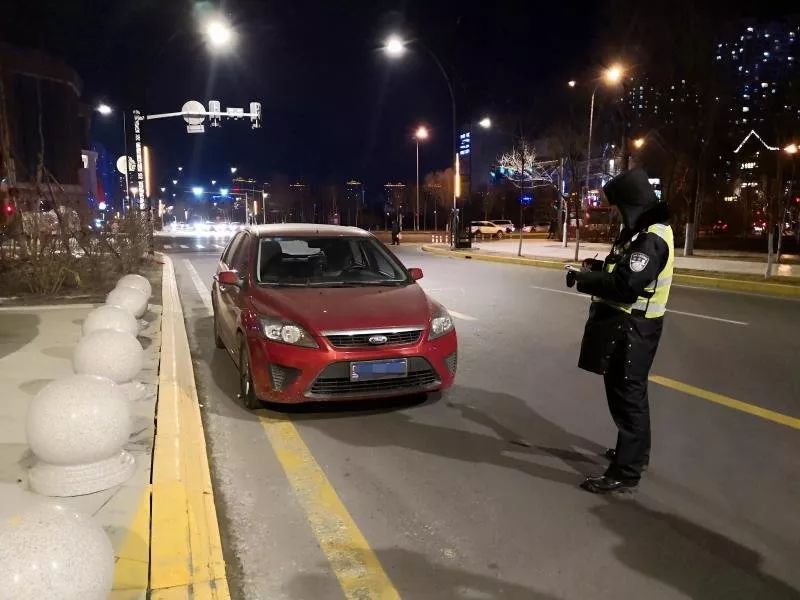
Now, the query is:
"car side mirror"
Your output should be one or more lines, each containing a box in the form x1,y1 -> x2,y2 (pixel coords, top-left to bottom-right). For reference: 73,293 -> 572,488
216,270 -> 242,286
408,267 -> 424,281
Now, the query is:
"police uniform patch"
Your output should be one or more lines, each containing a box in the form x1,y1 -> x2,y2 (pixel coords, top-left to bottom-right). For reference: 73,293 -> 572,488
629,252 -> 649,272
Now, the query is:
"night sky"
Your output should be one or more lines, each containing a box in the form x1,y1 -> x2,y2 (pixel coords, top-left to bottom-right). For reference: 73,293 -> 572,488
2,0 -> 791,198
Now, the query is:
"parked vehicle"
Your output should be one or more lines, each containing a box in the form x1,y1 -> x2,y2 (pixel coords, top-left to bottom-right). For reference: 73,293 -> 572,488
470,221 -> 505,238
492,219 -> 515,233
522,222 -> 551,233
212,224 -> 458,406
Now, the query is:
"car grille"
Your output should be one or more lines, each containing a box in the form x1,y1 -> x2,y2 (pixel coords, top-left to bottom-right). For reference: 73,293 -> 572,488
270,364 -> 300,392
308,357 -> 440,397
325,329 -> 422,348
445,352 -> 457,375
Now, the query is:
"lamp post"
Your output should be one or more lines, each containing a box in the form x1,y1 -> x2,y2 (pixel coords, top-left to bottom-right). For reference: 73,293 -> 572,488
384,35 -> 458,216
95,104 -> 131,213
414,126 -> 429,231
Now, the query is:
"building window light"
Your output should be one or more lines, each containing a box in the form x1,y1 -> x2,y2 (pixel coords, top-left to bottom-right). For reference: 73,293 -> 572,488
716,55 -> 722,60
747,27 -> 754,32
761,82 -> 769,88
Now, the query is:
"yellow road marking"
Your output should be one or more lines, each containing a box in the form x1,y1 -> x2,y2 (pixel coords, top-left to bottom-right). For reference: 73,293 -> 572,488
257,412 -> 401,599
112,486 -> 151,592
150,255 -> 229,598
650,375 -> 800,430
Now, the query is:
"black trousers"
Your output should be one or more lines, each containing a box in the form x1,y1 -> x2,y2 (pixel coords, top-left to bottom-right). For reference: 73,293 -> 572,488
603,367 -> 651,482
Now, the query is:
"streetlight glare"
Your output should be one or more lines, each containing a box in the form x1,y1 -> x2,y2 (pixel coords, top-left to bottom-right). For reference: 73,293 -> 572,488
192,186 -> 204,197
230,166 -> 238,174
220,188 -> 229,196
604,65 -> 624,84
785,143 -> 798,155
206,19 -> 234,49
129,186 -> 139,195
384,35 -> 406,58
172,179 -> 178,185
479,117 -> 492,129
211,179 -> 217,185
415,126 -> 429,140
633,137 -> 646,149
96,103 -> 113,115
568,80 -> 577,88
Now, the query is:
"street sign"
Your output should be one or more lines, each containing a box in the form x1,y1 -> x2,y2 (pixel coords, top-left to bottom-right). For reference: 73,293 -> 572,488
520,194 -> 533,206
116,156 -> 136,174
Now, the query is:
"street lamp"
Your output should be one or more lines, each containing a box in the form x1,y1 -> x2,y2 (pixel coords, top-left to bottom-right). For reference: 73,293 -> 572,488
211,179 -> 217,186
97,103 -> 113,116
177,166 -> 183,172
220,188 -> 229,196
230,166 -> 238,174
633,137 -> 646,149
130,186 -> 139,196
384,33 -> 458,222
568,80 -> 577,88
192,186 -> 204,197
205,19 -> 234,50
172,179 -> 178,185
414,126 -> 429,231
479,117 -> 492,129
160,187 -> 166,193
95,103 -> 131,213
384,35 -> 406,57
785,143 -> 798,155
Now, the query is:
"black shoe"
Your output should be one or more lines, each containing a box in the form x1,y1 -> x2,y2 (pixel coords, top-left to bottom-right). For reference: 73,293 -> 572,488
604,448 -> 649,472
580,474 -> 638,494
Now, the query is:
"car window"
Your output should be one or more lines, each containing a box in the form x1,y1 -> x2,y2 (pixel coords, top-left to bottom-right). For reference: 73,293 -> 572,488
229,234 -> 251,274
221,232 -> 243,265
256,236 -> 409,287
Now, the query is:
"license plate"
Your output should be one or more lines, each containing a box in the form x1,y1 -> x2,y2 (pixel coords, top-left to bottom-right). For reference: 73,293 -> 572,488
350,359 -> 408,382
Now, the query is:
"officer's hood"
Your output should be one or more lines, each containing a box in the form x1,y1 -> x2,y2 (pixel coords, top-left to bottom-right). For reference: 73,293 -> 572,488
602,168 -> 661,230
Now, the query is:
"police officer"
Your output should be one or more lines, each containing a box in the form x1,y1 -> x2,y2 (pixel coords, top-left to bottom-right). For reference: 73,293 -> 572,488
565,168 -> 674,494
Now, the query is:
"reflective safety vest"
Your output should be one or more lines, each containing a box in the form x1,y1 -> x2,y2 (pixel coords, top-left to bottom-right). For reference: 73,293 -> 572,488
596,223 -> 674,319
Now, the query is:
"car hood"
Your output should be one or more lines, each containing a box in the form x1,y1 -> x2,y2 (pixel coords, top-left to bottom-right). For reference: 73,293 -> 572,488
249,284 -> 434,332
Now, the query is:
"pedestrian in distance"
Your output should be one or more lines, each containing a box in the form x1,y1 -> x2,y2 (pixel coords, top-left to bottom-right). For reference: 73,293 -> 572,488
565,168 -> 674,494
547,218 -> 558,239
391,219 -> 401,245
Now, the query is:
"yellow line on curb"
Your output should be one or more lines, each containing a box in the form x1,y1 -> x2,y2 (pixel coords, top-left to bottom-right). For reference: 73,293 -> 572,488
257,412 -> 401,599
650,375 -> 800,430
150,255 -> 230,598
112,485 -> 152,593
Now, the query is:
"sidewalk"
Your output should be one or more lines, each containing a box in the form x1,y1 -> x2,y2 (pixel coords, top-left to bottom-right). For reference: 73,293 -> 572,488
0,300 -> 161,599
470,239 -> 800,279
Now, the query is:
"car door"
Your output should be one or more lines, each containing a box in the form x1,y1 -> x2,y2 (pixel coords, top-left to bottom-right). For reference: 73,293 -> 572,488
216,232 -> 249,348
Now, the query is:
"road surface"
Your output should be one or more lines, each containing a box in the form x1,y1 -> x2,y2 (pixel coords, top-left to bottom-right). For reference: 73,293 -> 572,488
164,233 -> 800,599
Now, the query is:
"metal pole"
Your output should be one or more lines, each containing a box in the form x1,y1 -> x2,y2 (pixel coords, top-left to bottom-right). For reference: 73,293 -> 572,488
122,111 -> 130,214
577,89 -> 595,262
416,139 -> 420,231
518,138 -> 524,257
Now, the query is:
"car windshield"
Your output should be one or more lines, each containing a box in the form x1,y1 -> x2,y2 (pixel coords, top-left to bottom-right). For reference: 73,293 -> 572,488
256,236 -> 409,287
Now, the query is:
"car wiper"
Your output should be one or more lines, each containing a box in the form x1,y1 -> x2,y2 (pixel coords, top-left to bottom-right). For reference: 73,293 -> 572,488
351,280 -> 407,287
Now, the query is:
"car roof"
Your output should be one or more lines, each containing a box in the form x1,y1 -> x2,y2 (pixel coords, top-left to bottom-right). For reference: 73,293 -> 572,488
244,223 -> 373,239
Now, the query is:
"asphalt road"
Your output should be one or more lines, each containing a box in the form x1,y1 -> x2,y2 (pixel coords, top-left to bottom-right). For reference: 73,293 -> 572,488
166,232 -> 800,600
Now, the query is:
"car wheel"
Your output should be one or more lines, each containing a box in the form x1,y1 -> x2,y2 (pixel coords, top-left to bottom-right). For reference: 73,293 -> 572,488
212,301 -> 225,349
238,337 -> 262,410
496,231 -> 504,239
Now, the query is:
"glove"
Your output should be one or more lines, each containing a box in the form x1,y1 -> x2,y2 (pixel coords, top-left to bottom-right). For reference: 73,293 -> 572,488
566,269 -> 577,288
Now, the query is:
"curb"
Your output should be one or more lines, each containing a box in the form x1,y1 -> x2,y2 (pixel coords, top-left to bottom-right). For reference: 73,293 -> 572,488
150,254 -> 230,598
421,244 -> 800,299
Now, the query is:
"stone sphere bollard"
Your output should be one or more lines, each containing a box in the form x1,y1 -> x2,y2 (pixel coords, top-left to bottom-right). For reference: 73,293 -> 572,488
0,488 -> 114,599
73,329 -> 144,384
27,374 -> 134,497
106,285 -> 148,319
82,304 -> 139,337
117,273 -> 152,299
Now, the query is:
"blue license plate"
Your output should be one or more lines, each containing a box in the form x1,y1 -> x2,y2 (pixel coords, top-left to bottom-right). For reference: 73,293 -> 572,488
350,359 -> 408,382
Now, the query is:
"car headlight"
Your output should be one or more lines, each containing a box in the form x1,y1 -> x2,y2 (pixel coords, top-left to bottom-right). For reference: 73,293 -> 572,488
260,316 -> 318,348
429,307 -> 454,340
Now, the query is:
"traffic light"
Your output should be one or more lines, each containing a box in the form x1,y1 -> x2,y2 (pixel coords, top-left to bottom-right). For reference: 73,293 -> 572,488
1,200 -> 15,226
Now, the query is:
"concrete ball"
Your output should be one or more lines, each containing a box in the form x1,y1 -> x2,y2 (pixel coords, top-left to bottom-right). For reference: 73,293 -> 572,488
82,304 -> 139,337
106,286 -> 148,319
116,273 -> 152,299
26,374 -> 131,465
73,329 -> 143,384
0,498 -> 114,600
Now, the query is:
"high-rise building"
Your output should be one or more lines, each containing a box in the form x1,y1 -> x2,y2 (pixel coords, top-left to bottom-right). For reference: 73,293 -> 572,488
384,182 -> 407,226
288,182 -> 309,222
344,180 -> 364,226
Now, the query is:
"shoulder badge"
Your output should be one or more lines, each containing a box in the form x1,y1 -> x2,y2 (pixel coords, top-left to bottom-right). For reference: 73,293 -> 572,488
629,252 -> 649,272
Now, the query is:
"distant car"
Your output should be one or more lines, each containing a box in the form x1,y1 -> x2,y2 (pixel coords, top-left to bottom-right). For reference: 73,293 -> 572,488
212,224 -> 457,406
711,220 -> 728,234
470,221 -> 505,238
491,219 -> 515,233
522,222 -> 551,233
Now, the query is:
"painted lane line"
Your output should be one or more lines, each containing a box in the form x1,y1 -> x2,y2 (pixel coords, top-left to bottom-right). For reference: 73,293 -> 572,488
529,285 -> 748,326
163,244 -> 173,249
651,375 -> 800,431
257,413 -> 401,599
183,259 -> 213,313
448,309 -> 478,321
179,244 -> 189,249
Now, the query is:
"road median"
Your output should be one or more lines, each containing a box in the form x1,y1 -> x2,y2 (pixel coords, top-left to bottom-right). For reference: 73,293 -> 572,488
421,244 -> 800,298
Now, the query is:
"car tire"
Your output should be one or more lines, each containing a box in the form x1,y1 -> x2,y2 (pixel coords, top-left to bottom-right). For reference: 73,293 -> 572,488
496,231 -> 504,239
212,301 -> 225,349
238,337 -> 262,410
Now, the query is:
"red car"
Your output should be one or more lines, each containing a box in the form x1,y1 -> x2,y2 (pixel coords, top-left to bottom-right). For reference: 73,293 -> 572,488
212,224 -> 458,406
